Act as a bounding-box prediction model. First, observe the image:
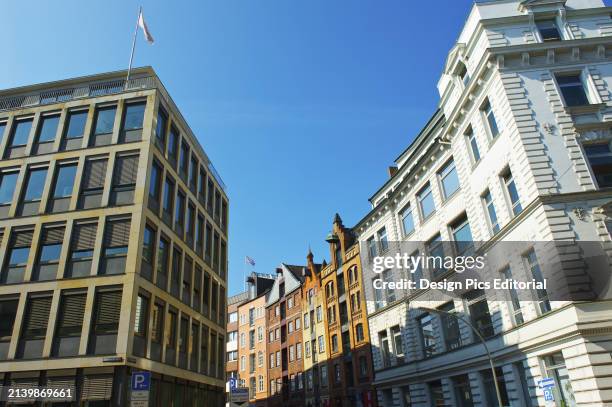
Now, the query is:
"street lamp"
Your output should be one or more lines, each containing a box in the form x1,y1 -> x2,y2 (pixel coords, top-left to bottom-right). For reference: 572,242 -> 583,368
417,306 -> 504,407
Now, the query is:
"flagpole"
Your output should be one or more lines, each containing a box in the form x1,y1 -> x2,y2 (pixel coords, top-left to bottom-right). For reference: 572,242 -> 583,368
125,6 -> 142,89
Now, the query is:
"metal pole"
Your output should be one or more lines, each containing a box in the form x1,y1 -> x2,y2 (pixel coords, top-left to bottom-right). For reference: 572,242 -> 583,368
419,306 -> 504,407
125,6 -> 141,89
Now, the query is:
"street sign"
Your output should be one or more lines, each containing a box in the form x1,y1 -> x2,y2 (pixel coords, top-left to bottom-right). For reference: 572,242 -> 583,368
538,378 -> 555,389
131,372 -> 151,391
228,377 -> 237,390
230,387 -> 248,403
543,388 -> 555,401
131,371 -> 151,404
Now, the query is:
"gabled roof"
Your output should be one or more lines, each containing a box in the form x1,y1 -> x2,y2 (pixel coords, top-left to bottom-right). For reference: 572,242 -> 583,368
265,263 -> 305,307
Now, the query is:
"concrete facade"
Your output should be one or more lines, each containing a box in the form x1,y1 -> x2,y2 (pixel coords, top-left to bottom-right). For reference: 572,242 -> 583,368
0,67 -> 228,406
355,1 -> 612,406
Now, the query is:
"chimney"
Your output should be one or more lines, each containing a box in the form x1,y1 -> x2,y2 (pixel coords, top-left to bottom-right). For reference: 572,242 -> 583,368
388,166 -> 398,178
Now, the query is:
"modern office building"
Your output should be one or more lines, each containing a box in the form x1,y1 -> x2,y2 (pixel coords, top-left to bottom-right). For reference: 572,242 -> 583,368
319,215 -> 375,407
356,0 -> 612,406
0,67 -> 229,406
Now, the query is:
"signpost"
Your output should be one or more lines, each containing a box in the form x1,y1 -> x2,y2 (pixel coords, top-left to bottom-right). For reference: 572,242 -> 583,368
229,387 -> 249,406
131,371 -> 151,407
538,378 -> 556,403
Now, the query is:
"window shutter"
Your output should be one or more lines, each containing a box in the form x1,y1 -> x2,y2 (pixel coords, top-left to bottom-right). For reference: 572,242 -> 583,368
81,375 -> 113,400
83,159 -> 108,190
104,219 -> 131,248
72,223 -> 97,251
113,155 -> 139,186
59,294 -> 86,330
41,227 -> 65,245
12,230 -> 34,248
95,291 -> 122,326
46,376 -> 75,391
23,297 -> 52,336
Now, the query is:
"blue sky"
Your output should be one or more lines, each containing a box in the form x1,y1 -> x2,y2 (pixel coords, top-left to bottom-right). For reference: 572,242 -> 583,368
1,0 -> 474,295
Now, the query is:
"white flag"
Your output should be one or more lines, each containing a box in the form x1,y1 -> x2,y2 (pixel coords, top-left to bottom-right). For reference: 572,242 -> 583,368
138,10 -> 155,44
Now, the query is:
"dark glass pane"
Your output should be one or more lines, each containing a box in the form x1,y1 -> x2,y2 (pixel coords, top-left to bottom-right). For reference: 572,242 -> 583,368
40,244 -> 62,262
38,115 -> 60,143
53,165 -> 77,198
94,107 -> 117,135
0,172 -> 18,204
65,111 -> 88,139
11,119 -> 33,146
9,247 -> 30,266
24,169 -> 48,201
123,103 -> 146,130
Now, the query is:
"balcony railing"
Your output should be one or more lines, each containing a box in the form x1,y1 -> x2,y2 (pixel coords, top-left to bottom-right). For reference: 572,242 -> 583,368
0,76 -> 155,112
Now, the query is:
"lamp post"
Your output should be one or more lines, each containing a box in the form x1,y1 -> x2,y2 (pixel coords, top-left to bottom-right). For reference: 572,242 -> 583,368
418,306 -> 504,407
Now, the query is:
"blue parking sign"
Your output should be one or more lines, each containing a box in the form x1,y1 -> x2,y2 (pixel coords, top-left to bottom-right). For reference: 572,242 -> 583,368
131,371 -> 151,391
544,389 -> 554,401
229,377 -> 237,390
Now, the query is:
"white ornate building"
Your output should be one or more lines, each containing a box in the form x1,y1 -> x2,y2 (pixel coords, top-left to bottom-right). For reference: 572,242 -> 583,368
355,0 -> 612,406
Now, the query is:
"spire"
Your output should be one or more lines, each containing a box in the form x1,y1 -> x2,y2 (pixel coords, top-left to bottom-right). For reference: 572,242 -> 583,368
333,212 -> 342,225
306,245 -> 314,262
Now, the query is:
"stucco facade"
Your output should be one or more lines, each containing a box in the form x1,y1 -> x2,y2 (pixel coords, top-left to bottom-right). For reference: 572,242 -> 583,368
356,1 -> 612,406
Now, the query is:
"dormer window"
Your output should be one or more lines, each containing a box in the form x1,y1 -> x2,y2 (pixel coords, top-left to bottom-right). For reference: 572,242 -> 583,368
537,20 -> 561,42
456,62 -> 469,86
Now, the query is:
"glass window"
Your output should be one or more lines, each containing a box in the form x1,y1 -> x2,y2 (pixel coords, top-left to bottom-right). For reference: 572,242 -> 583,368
537,20 -> 561,41
0,172 -> 18,205
0,122 -> 6,143
556,74 -> 589,107
65,110 -> 88,139
377,227 -> 388,252
501,266 -> 524,325
419,313 -> 436,357
37,115 -> 60,143
466,126 -> 480,163
584,142 -> 612,188
149,161 -> 162,199
143,225 -> 156,265
168,126 -> 179,162
543,352 -> 576,406
52,164 -> 77,198
10,119 -> 33,146
426,234 -> 446,277
502,169 -> 522,216
93,106 -> 116,135
163,177 -> 174,213
400,204 -> 415,236
482,189 -> 500,234
439,301 -> 461,351
123,102 -> 146,130
481,98 -> 499,138
156,107 -> 168,144
439,159 -> 460,199
523,249 -> 550,314
451,214 -> 473,255
464,289 -> 494,338
457,62 -> 469,85
391,325 -> 404,358
24,168 -> 48,201
418,183 -> 435,219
